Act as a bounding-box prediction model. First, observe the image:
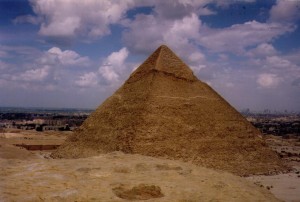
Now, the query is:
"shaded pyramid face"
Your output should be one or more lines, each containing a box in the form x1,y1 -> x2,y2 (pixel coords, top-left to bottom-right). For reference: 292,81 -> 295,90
52,45 -> 286,176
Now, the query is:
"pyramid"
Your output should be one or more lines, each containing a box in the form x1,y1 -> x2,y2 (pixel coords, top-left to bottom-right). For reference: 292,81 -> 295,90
52,45 -> 286,176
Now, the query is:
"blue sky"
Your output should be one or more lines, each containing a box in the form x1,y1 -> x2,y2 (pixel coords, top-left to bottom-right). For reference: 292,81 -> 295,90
0,0 -> 300,111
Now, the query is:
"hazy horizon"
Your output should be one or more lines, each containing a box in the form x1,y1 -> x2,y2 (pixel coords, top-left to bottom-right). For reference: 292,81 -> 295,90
0,105 -> 299,114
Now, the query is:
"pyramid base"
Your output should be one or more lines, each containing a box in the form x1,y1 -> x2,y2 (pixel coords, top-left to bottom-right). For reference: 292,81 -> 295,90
51,139 -> 289,176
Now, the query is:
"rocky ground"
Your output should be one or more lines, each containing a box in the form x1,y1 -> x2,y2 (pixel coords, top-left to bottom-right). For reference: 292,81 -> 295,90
265,135 -> 300,163
0,129 -> 299,202
246,135 -> 300,202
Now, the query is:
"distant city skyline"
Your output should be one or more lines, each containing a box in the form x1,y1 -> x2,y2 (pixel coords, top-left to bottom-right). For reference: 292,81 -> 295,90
0,0 -> 300,111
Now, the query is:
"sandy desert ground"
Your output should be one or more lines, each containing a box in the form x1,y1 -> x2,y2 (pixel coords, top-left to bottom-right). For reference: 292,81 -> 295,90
0,129 -> 299,202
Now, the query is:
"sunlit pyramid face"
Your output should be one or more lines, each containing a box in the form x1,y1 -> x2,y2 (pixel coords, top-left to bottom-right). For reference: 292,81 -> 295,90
52,45 -> 286,176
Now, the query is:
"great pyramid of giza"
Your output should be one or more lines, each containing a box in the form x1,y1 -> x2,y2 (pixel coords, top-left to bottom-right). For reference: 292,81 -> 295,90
52,45 -> 286,176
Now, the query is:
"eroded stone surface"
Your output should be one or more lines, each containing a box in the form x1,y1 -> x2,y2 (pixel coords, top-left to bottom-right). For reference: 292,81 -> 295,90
0,152 -> 281,202
52,45 -> 286,176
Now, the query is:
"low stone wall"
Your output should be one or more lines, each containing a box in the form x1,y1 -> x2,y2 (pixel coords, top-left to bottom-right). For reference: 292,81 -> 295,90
14,144 -> 60,150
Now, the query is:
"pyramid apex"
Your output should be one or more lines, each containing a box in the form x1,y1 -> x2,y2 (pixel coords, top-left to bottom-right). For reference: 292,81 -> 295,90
127,45 -> 198,82
157,44 -> 175,53
158,44 -> 169,49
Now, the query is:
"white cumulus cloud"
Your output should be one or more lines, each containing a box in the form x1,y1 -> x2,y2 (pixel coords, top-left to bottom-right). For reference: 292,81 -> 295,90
75,72 -> 98,88
123,12 -> 202,64
269,0 -> 300,23
257,73 -> 280,88
266,56 -> 292,69
99,66 -> 120,82
14,66 -> 51,82
30,0 -> 134,40
99,47 -> 129,83
74,47 -> 130,89
198,21 -> 295,54
13,14 -> 41,25
39,47 -> 89,67
247,43 -> 277,58
152,0 -> 215,20
1,46 -> 92,92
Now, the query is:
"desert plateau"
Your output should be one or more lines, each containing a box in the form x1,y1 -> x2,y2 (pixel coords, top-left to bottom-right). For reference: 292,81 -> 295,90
1,129 -> 299,202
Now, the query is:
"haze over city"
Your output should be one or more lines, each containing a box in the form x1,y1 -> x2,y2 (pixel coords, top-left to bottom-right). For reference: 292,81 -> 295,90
1,0 -> 300,111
